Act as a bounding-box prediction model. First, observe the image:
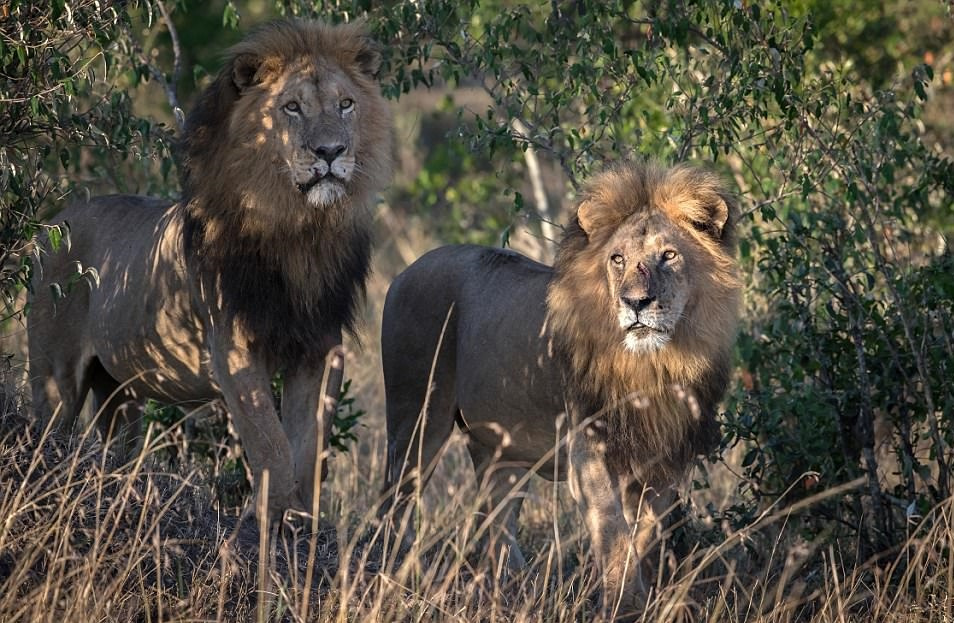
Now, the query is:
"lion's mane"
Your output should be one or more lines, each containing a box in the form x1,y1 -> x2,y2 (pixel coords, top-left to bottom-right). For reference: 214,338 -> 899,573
547,162 -> 741,483
179,20 -> 392,368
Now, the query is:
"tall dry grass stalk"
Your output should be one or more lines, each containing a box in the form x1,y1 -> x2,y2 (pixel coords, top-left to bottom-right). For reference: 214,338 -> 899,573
1,375 -> 952,621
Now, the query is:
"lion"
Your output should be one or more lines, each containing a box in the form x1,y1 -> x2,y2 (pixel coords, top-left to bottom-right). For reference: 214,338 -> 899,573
26,19 -> 392,519
380,161 -> 740,616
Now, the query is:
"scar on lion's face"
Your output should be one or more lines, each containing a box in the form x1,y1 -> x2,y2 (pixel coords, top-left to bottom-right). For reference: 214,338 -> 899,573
603,211 -> 692,354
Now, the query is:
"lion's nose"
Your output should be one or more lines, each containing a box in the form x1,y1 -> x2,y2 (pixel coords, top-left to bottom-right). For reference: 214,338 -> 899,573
313,143 -> 346,165
622,294 -> 656,313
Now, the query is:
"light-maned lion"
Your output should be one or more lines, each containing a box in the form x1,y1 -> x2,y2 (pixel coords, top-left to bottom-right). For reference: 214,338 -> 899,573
27,20 -> 392,518
381,162 -> 740,616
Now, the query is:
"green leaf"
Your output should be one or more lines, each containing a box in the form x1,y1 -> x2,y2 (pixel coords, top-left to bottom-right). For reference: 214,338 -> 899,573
499,225 -> 511,249
742,447 -> 759,468
48,226 -> 62,251
512,191 -> 524,214
222,2 -> 239,28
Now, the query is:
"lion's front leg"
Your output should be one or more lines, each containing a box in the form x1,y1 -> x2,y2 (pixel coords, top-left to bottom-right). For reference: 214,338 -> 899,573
622,481 -> 677,587
281,342 -> 345,516
210,337 -> 303,520
568,435 -> 649,619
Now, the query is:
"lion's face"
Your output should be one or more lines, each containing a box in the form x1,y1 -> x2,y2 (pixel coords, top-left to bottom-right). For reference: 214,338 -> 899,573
565,163 -> 737,358
601,212 -> 693,354
202,21 -> 391,216
247,62 -> 361,207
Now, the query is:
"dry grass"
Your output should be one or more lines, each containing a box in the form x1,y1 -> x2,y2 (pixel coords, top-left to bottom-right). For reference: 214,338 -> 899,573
2,367 -> 953,623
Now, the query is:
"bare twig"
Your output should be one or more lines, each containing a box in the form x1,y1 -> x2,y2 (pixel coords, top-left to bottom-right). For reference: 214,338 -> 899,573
155,1 -> 184,128
511,118 -> 558,259
129,0 -> 185,130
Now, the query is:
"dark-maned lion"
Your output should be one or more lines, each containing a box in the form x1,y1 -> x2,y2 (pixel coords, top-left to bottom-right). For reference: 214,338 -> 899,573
27,20 -> 392,518
381,162 -> 740,616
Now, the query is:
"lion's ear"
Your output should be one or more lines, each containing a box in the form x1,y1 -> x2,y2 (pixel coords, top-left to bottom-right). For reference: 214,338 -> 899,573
232,53 -> 260,91
685,192 -> 736,243
575,199 -> 620,235
355,37 -> 383,77
705,195 -> 730,238
232,53 -> 281,91
576,200 -> 599,235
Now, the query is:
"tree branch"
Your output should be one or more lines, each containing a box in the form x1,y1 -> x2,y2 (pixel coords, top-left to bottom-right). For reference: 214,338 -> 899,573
511,118 -> 559,257
156,0 -> 184,128
132,0 -> 185,131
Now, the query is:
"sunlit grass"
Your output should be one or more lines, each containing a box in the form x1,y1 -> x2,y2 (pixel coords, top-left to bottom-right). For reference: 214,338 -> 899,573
1,278 -> 950,621
2,375 -> 952,623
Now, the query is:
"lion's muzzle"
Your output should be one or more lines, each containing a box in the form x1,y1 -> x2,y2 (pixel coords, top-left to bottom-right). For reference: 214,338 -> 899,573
313,142 -> 346,165
621,293 -> 656,314
297,147 -> 356,203
617,295 -> 674,353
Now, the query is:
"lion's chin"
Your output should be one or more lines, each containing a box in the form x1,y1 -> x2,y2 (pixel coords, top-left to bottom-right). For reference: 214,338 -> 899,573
622,329 -> 671,354
304,179 -> 347,207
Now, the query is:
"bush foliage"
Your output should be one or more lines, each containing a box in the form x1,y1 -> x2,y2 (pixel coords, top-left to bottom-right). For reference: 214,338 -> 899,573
2,0 -> 952,570
0,1 -> 175,322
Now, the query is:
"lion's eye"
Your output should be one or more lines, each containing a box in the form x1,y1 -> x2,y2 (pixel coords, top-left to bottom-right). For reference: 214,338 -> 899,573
661,249 -> 678,262
610,254 -> 625,266
339,98 -> 354,112
283,101 -> 301,114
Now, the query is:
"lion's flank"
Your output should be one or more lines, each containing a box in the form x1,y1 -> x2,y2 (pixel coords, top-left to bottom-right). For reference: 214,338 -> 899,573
547,161 -> 741,483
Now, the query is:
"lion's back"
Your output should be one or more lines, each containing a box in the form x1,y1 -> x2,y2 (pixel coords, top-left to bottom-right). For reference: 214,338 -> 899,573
46,195 -> 174,263
29,194 -> 180,343
381,244 -> 557,418
55,194 -> 173,222
32,194 -> 176,305
382,245 -> 551,348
